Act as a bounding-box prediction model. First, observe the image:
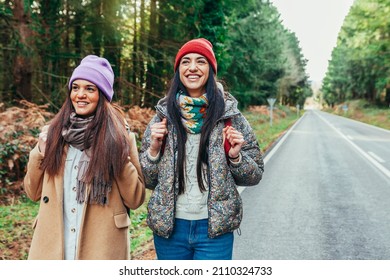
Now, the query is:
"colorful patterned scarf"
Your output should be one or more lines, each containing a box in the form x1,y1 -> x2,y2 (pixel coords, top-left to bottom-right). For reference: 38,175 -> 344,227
176,91 -> 208,134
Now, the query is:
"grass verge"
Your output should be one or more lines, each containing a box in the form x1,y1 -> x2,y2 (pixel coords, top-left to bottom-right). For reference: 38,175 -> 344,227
325,99 -> 390,130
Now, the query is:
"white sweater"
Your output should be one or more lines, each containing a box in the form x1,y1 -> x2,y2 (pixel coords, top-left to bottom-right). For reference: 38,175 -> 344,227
175,134 -> 209,220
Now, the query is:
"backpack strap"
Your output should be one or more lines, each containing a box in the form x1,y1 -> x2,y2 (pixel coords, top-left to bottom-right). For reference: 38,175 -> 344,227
124,120 -> 132,216
224,118 -> 232,156
160,135 -> 167,156
158,117 -> 167,156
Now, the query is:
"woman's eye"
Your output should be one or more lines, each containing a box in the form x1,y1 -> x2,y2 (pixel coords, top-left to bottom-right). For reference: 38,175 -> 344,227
87,87 -> 96,92
72,85 -> 79,91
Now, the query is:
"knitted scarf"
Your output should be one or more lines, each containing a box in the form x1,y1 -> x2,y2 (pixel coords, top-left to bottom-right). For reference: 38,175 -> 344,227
176,91 -> 208,134
62,112 -> 112,205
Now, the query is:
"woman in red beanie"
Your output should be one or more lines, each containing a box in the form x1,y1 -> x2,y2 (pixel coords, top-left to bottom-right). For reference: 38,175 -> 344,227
140,39 -> 264,260
24,55 -> 145,259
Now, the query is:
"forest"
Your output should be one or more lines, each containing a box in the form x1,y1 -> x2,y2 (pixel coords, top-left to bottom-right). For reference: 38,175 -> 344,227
1,1 -> 388,110
0,0 -> 311,111
322,0 -> 390,107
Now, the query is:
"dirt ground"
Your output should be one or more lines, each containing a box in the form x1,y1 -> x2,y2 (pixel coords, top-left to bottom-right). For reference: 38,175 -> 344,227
132,240 -> 156,260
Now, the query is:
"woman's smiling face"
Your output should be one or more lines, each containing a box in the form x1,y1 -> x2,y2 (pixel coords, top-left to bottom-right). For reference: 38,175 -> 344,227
179,53 -> 210,97
70,79 -> 100,117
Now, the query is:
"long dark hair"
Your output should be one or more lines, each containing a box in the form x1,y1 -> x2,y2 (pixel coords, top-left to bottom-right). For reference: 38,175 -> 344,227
167,67 -> 225,194
40,91 -> 131,185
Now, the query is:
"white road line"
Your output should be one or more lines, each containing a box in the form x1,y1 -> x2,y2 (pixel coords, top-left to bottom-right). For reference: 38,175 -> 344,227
368,151 -> 386,163
315,111 -> 390,179
238,113 -> 307,194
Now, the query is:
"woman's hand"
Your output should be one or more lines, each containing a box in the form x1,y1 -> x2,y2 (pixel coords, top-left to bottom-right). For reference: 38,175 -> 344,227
38,125 -> 49,155
223,125 -> 244,162
149,118 -> 168,157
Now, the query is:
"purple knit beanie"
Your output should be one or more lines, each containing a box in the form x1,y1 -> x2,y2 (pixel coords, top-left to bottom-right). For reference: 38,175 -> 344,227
68,55 -> 114,102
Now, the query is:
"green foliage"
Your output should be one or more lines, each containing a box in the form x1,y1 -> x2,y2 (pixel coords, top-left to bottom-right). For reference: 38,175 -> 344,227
277,30 -> 310,106
233,90 -> 268,109
0,135 -> 31,186
322,0 -> 390,106
223,1 -> 310,107
1,0 -> 311,111
129,190 -> 153,254
225,1 -> 284,95
244,106 -> 299,151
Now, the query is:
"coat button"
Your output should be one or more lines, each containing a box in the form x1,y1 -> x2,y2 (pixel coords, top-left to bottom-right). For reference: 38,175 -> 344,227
43,196 -> 49,203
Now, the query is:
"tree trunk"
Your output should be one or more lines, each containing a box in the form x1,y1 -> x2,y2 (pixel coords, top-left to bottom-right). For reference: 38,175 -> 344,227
138,0 -> 145,106
1,16 -> 13,104
131,1 -> 139,106
12,0 -> 33,102
40,0 -> 62,106
91,0 -> 103,56
386,85 -> 390,108
102,0 -> 121,102
145,0 -> 163,108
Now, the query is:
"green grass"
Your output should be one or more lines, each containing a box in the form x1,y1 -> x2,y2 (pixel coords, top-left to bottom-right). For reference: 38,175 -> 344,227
0,195 -> 39,260
244,109 -> 300,152
325,99 -> 390,130
130,190 -> 153,256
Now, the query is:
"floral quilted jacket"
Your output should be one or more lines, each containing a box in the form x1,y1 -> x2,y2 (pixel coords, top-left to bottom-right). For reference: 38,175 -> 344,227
140,92 -> 264,238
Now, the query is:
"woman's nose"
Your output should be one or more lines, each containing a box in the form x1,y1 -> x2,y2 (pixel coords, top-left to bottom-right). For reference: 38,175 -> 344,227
189,61 -> 198,71
77,90 -> 87,98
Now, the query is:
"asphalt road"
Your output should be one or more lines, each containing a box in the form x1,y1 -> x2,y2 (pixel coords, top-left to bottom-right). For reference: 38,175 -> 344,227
233,110 -> 390,260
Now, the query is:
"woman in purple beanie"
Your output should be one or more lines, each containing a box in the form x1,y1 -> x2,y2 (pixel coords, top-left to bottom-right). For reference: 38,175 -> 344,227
24,55 -> 145,260
140,39 -> 264,260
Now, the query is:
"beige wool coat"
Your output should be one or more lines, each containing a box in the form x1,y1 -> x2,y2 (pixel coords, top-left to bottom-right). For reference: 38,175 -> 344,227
23,133 -> 145,260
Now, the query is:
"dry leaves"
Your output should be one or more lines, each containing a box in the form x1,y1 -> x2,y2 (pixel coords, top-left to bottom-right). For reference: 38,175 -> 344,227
125,105 -> 155,138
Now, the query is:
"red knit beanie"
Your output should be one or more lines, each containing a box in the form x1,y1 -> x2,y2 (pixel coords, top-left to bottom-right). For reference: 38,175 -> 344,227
174,38 -> 217,74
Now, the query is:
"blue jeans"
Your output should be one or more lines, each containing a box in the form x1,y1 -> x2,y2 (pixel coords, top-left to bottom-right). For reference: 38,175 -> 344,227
153,218 -> 234,260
